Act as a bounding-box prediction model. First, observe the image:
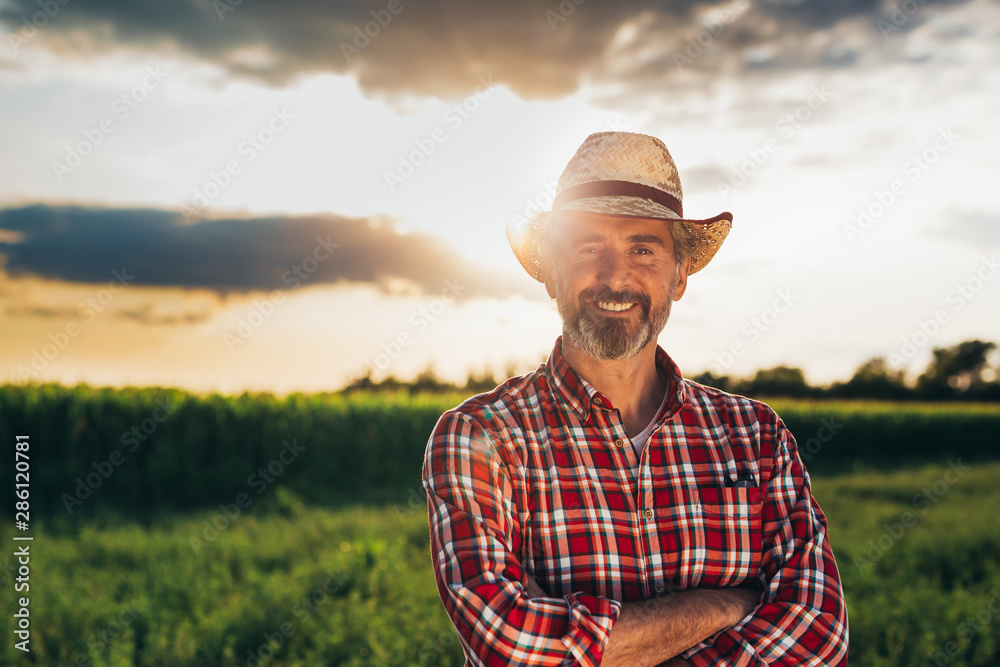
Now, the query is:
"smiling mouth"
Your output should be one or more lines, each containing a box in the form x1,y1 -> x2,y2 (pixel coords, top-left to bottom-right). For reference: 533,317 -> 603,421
594,300 -> 636,313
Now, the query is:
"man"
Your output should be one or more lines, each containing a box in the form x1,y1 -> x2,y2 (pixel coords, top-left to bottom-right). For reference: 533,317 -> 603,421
422,131 -> 848,666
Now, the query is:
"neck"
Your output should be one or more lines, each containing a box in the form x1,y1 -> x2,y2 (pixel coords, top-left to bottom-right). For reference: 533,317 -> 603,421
560,335 -> 668,437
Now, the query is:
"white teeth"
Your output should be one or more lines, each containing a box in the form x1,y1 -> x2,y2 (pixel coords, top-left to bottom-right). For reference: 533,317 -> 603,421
596,301 -> 634,312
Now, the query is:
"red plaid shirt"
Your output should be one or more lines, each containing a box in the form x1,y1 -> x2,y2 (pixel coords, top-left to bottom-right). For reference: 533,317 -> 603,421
423,335 -> 848,666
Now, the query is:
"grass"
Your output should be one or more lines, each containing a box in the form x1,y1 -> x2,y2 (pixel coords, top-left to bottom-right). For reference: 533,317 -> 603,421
1,461 -> 998,666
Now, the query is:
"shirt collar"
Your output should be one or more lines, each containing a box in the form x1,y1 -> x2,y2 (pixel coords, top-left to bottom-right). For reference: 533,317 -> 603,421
544,334 -> 688,424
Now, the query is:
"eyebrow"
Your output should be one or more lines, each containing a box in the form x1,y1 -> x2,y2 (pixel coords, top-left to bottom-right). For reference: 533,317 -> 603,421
572,233 -> 666,247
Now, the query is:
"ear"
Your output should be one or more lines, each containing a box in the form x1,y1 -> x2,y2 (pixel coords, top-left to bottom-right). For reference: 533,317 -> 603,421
671,257 -> 691,301
539,233 -> 559,299
543,261 -> 557,299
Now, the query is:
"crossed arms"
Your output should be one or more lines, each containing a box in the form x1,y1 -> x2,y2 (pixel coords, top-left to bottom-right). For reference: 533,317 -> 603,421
520,572 -> 761,667
423,410 -> 848,666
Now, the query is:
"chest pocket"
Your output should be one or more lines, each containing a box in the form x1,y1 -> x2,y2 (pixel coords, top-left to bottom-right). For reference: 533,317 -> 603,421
691,485 -> 763,585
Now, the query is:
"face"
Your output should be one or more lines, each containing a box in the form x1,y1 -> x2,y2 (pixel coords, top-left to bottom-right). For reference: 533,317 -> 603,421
543,211 -> 690,362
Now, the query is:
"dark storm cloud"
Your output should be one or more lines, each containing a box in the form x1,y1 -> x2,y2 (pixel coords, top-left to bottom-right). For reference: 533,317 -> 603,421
0,204 -> 531,300
0,0 -> 967,99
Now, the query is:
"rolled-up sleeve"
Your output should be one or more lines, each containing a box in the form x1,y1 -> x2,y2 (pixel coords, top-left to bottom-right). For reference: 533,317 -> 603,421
422,410 -> 621,667
683,413 -> 849,666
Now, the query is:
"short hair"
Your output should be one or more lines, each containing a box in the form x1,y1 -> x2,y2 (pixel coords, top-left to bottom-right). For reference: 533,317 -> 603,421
668,220 -> 697,266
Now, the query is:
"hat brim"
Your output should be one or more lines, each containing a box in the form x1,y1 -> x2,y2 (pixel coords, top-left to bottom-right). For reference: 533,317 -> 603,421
506,204 -> 732,283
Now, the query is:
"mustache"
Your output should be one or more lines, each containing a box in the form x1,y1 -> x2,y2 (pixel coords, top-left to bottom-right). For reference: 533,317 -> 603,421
579,287 -> 650,309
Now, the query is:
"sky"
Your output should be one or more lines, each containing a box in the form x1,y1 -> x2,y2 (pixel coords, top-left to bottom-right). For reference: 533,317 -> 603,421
1,0 -> 998,396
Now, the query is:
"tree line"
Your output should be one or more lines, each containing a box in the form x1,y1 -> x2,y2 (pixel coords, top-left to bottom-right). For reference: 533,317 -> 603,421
343,339 -> 1000,401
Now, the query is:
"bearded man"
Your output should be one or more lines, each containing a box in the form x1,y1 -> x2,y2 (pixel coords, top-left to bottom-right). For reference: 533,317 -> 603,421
422,131 -> 848,666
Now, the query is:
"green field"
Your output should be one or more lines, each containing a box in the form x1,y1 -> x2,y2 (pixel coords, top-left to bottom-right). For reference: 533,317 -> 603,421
2,463 -> 999,666
1,385 -> 999,665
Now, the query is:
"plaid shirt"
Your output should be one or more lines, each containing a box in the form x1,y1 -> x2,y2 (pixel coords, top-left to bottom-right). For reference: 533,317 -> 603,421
423,335 -> 848,666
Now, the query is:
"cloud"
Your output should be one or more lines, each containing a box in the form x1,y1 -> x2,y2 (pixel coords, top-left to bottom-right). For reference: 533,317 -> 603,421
0,0 -> 969,100
0,204 -> 531,300
589,0 -> 978,103
112,303 -> 215,326
3,304 -> 81,319
924,211 -> 1000,248
2,301 -> 214,325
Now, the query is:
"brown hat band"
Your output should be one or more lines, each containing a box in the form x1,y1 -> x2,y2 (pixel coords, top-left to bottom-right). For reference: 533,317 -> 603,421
552,179 -> 684,218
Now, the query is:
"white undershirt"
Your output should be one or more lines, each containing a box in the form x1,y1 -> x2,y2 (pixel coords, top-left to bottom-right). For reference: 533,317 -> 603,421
629,380 -> 671,459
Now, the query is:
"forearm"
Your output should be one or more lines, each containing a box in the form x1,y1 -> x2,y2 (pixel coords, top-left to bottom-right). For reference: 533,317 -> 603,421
600,588 -> 758,667
686,594 -> 847,666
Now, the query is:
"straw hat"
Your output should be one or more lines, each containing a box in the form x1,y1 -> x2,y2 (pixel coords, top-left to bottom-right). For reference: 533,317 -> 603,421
506,131 -> 732,282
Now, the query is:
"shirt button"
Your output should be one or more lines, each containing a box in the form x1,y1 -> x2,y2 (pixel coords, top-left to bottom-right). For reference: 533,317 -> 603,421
655,582 -> 665,594
643,509 -> 653,520
593,396 -> 603,406
614,438 -> 624,448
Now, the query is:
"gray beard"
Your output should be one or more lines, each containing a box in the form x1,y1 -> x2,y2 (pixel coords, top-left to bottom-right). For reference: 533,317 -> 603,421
556,266 -> 679,362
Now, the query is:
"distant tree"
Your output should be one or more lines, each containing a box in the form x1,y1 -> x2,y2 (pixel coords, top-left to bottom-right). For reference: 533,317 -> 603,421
409,364 -> 455,394
341,368 -> 377,392
690,371 -> 733,393
340,365 -> 459,394
463,368 -> 499,394
342,340 -> 1000,401
503,360 -> 524,380
737,366 -> 814,398
828,357 -> 911,399
374,374 -> 411,392
916,340 -> 997,399
463,359 -> 544,393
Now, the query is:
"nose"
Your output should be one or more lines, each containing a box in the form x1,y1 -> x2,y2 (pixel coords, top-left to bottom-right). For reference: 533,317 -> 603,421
596,248 -> 633,291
